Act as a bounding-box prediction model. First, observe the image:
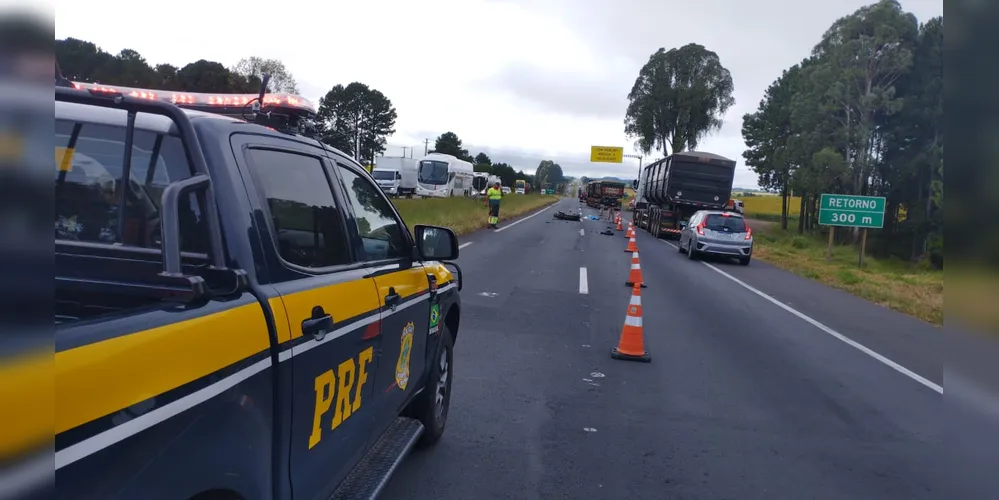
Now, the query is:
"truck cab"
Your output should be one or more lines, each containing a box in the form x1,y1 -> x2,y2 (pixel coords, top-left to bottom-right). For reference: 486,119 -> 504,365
54,80 -> 464,500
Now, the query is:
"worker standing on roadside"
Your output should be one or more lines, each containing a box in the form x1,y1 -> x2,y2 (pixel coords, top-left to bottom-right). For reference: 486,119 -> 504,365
487,181 -> 503,228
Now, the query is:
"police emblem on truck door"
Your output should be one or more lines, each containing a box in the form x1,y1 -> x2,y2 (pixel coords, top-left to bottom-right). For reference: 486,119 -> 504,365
395,322 -> 414,391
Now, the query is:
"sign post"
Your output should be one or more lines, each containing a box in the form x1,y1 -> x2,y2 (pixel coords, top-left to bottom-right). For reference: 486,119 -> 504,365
817,193 -> 886,267
590,146 -> 624,163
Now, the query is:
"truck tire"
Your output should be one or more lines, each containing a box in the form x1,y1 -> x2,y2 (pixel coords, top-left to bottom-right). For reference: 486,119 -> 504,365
409,325 -> 454,447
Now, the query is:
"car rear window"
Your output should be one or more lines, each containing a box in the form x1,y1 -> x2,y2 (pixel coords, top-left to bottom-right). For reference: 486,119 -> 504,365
704,214 -> 747,232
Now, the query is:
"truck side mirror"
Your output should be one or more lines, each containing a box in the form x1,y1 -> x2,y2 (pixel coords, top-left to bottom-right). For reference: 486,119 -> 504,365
632,180 -> 639,189
415,225 -> 459,261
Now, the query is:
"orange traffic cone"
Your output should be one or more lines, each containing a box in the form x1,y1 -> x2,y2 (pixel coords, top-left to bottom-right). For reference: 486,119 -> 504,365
625,233 -> 637,253
611,282 -> 650,362
625,222 -> 633,238
616,216 -> 623,231
625,251 -> 647,288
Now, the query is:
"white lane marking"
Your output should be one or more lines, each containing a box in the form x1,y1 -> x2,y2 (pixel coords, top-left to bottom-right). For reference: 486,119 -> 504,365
660,239 -> 942,394
459,242 -> 473,249
494,203 -> 557,232
579,228 -> 585,236
579,267 -> 588,294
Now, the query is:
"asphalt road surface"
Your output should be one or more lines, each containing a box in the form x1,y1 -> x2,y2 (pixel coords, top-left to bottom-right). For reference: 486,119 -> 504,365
381,197 -> 943,500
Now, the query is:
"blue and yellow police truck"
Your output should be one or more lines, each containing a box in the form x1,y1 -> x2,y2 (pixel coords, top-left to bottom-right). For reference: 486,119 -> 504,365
53,73 -> 464,500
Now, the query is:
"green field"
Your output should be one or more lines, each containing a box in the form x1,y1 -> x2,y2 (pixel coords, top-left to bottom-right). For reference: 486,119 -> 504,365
393,194 -> 558,235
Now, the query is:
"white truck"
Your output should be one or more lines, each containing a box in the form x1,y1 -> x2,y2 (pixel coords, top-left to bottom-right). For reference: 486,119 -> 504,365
371,156 -> 418,197
472,172 -> 502,195
416,153 -> 476,197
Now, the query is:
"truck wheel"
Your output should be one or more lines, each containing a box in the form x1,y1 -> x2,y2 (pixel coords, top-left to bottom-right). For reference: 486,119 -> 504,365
409,325 -> 454,447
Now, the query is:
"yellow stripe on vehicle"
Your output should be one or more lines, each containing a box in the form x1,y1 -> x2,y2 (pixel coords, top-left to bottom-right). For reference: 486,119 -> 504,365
0,348 -> 52,459
282,279 -> 384,340
56,302 -> 272,435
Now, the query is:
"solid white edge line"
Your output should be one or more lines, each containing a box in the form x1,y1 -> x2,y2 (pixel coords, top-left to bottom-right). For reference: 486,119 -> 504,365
660,238 -> 942,394
56,282 -> 459,470
458,242 -> 473,249
493,203 -> 557,232
579,267 -> 588,294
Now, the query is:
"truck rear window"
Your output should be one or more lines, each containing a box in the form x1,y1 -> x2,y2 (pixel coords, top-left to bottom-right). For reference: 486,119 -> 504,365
55,119 -> 207,253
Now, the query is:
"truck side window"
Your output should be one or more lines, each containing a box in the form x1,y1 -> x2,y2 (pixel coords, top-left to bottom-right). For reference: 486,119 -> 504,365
54,119 -> 207,254
335,164 -> 410,262
246,149 -> 352,269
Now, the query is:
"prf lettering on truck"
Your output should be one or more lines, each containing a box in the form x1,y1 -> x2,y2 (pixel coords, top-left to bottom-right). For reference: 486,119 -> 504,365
309,346 -> 375,449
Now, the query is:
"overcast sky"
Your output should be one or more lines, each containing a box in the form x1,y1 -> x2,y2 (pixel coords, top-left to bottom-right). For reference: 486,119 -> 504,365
54,0 -> 942,189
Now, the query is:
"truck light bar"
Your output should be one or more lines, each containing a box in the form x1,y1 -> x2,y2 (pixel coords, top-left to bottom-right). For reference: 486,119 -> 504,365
69,81 -> 317,116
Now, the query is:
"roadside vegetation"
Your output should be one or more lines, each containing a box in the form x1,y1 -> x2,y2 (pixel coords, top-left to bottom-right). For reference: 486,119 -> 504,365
750,224 -> 942,325
394,194 -> 558,236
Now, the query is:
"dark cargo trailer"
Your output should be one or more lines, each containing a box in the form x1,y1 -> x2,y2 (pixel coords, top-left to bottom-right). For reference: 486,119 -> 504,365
633,151 -> 737,239
585,180 -> 626,209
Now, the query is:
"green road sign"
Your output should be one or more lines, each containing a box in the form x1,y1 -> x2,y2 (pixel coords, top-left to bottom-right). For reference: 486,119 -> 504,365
818,193 -> 885,228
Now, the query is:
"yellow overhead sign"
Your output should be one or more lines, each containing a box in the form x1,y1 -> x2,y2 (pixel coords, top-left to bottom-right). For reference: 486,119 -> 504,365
590,146 -> 623,163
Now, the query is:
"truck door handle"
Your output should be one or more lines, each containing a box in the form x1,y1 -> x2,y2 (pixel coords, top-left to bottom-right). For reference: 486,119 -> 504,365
385,288 -> 401,310
302,306 -> 334,341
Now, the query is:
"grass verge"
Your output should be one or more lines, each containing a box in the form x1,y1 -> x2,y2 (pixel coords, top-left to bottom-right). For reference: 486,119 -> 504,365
751,225 -> 943,326
393,194 -> 559,235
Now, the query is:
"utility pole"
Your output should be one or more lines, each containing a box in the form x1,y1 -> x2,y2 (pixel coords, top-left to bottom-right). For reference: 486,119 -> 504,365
401,146 -> 410,158
424,138 -> 431,156
623,153 -> 642,188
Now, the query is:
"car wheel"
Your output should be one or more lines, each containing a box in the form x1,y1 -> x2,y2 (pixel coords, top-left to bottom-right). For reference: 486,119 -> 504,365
686,240 -> 698,260
409,325 -> 453,447
739,256 -> 751,266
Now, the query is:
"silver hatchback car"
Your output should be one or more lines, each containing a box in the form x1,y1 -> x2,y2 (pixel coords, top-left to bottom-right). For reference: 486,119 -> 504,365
678,210 -> 753,265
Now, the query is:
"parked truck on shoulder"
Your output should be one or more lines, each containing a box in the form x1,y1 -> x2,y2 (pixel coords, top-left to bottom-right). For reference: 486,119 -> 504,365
584,180 -> 626,209
372,156 -> 419,197
632,151 -> 737,239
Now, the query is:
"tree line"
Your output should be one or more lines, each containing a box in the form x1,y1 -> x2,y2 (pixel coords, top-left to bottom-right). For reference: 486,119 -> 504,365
620,0 -> 942,267
56,38 -> 398,165
742,0 -> 942,266
429,131 -> 568,192
56,38 -> 570,194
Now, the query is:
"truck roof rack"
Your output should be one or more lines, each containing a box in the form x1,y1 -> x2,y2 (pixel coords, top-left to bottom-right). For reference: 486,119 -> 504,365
55,79 -> 248,304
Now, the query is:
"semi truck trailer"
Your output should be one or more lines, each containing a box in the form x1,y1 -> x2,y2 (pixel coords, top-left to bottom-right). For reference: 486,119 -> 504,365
632,151 -> 737,239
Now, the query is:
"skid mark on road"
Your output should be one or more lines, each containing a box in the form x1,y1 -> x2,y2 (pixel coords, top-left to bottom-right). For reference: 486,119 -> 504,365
659,239 -> 943,394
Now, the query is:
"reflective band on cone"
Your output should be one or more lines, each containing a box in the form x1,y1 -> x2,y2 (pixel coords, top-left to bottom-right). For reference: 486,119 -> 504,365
611,282 -> 650,362
625,251 -> 647,288
625,235 -> 637,253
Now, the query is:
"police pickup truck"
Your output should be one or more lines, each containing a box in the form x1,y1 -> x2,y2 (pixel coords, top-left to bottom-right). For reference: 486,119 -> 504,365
54,78 -> 463,500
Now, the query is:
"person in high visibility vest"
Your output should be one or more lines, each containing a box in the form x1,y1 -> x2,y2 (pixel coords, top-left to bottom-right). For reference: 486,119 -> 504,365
486,182 -> 503,228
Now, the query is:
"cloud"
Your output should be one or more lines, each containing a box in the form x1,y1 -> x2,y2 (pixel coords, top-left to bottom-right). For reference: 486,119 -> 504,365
55,0 -> 942,193
478,60 -> 631,121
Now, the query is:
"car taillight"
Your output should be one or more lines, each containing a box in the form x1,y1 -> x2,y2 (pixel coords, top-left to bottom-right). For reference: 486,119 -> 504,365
745,226 -> 752,240
696,221 -> 705,235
